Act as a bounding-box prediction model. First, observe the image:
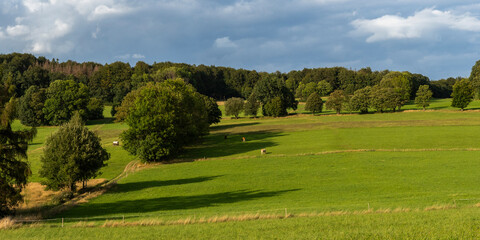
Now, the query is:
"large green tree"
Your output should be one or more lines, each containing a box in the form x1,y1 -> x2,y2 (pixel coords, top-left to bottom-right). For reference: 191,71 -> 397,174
0,82 -> 36,217
469,59 -> 480,98
40,113 -> 109,191
326,90 -> 347,114
370,86 -> 399,113
114,88 -> 141,122
121,79 -> 209,162
380,71 -> 412,110
17,85 -> 47,126
349,86 -> 372,114
253,76 -> 297,117
43,80 -> 91,125
202,95 -> 222,125
86,97 -> 104,120
317,80 -> 333,96
225,97 -> 244,119
415,85 -> 433,111
305,92 -> 323,114
244,94 -> 260,117
451,79 -> 475,111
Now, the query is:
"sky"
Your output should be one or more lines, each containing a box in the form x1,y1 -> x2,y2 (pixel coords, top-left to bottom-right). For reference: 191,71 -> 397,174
1,1 -> 480,80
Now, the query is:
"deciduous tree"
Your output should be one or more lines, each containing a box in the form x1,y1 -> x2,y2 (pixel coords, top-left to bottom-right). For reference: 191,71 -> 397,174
253,76 -> 297,116
349,86 -> 371,114
202,95 -> 222,125
40,113 -> 109,191
225,97 -> 244,119
415,85 -> 433,111
326,90 -> 346,114
244,94 -> 260,117
120,79 -> 209,162
451,79 -> 475,111
43,80 -> 90,125
17,85 -> 46,126
380,71 -> 412,110
305,92 -> 323,114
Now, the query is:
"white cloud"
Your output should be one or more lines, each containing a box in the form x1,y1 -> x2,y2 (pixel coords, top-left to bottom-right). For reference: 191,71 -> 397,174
352,8 -> 480,42
31,41 -> 51,54
22,0 -> 46,13
299,0 -> 350,5
132,54 -> 145,59
116,53 -> 145,60
6,24 -> 29,37
214,37 -> 238,48
0,0 -> 134,54
88,4 -> 132,20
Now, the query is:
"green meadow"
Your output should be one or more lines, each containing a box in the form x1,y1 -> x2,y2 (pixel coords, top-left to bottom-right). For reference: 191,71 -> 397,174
4,99 -> 480,239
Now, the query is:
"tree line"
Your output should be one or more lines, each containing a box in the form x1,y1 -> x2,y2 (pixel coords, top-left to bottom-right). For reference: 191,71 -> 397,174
0,53 -> 471,125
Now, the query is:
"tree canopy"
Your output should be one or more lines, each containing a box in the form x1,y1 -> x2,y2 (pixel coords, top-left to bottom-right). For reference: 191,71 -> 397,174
415,85 -> 433,111
244,94 -> 260,117
0,81 -> 36,217
326,90 -> 346,114
349,86 -> 372,114
225,97 -> 244,119
451,79 -> 475,111
202,95 -> 222,125
253,76 -> 297,117
305,92 -> 323,114
43,80 -> 91,125
40,113 -> 109,192
120,79 -> 209,162
17,85 -> 46,126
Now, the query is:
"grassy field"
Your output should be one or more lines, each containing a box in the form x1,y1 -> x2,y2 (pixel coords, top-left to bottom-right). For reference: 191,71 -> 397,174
12,106 -> 136,182
4,99 -> 480,238
4,207 -> 480,239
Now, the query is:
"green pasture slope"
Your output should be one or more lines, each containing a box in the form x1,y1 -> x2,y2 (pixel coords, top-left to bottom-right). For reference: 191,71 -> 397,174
5,100 -> 480,239
12,106 -> 136,182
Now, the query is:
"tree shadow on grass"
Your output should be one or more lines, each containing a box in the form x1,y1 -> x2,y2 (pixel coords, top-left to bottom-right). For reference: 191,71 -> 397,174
86,117 -> 115,125
64,188 -> 300,218
180,130 -> 283,160
210,122 -> 260,132
109,175 -> 223,194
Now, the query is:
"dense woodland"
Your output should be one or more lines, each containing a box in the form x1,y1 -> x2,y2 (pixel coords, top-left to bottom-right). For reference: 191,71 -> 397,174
0,53 -> 463,119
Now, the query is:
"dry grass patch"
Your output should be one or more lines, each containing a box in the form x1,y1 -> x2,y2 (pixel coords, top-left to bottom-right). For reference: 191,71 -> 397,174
0,217 -> 20,229
424,204 -> 456,211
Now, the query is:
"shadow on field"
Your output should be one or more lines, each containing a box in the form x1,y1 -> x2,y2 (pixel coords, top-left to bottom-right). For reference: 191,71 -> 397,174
210,122 -> 260,132
68,189 -> 300,217
181,130 -> 283,159
87,117 -> 115,125
110,176 -> 223,194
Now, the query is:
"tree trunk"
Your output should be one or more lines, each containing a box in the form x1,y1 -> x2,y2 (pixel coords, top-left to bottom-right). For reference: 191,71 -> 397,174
70,182 -> 76,192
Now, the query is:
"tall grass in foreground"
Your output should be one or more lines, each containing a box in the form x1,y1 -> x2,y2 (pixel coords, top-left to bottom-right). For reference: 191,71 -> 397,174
3,206 -> 480,239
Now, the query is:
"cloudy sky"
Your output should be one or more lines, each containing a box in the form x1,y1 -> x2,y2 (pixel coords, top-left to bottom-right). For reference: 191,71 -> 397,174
1,0 -> 480,80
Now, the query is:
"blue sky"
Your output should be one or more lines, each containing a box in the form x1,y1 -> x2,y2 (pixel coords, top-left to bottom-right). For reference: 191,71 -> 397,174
1,0 -> 480,80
